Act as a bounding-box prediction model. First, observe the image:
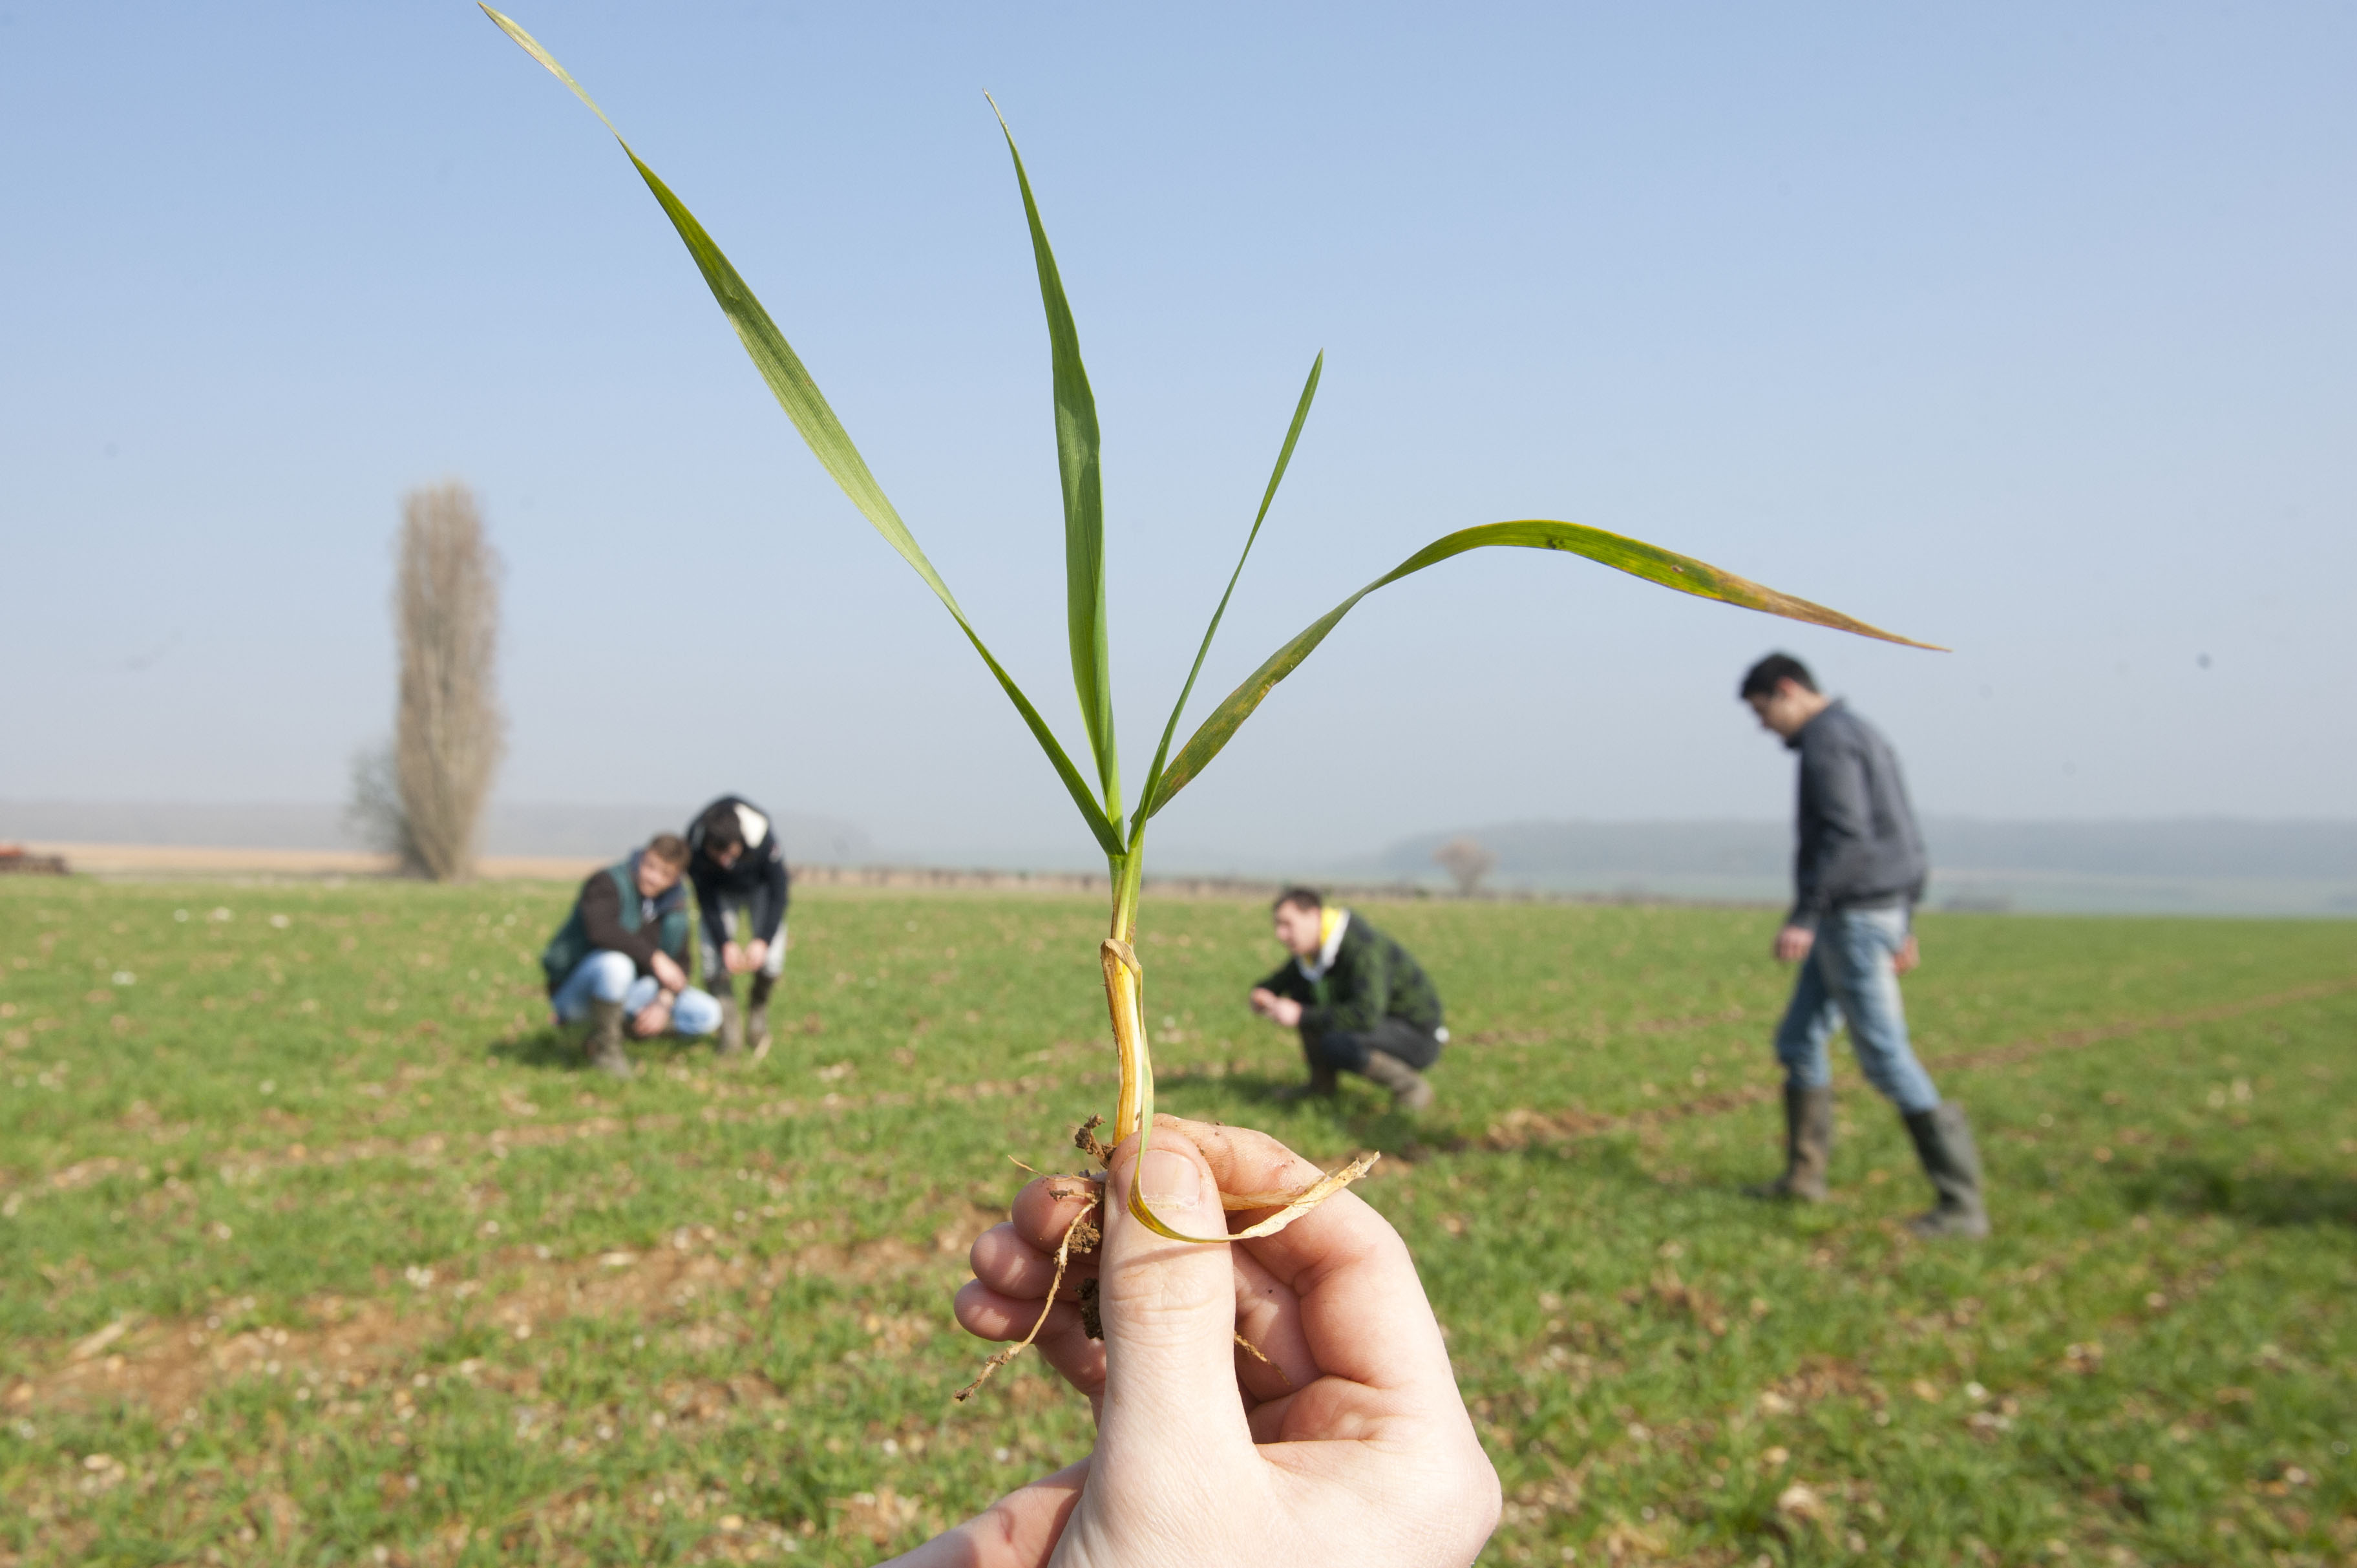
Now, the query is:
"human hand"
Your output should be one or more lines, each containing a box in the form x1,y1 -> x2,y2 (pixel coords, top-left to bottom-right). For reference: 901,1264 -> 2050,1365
1249,988 -> 1303,1028
743,938 -> 768,973
892,1116 -> 1499,1567
630,997 -> 673,1038
1773,924 -> 1815,963
722,940 -> 747,975
1892,933 -> 1921,976
651,951 -> 688,993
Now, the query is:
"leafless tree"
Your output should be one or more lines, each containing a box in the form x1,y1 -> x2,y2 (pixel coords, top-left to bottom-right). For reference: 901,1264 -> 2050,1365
344,740 -> 416,863
388,482 -> 504,880
1433,836 -> 1498,898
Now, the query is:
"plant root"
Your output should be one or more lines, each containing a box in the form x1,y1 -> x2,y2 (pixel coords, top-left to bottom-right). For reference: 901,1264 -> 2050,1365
1232,1330 -> 1294,1390
956,1180 -> 1103,1403
966,1115 -> 1361,1397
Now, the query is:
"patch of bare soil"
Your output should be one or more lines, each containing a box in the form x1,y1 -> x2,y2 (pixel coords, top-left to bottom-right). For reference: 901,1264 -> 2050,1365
2,1068 -> 1101,1196
6,1209 -> 1000,1421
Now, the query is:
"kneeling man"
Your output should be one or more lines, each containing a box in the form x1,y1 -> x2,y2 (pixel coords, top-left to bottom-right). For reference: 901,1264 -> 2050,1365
541,833 -> 721,1077
1249,887 -> 1448,1110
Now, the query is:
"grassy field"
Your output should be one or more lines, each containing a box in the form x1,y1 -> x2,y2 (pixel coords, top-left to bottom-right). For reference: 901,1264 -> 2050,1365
1,876 -> 2352,1567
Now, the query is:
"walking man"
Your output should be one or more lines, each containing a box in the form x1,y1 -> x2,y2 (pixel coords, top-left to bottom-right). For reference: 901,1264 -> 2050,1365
1740,653 -> 1987,1237
1249,887 -> 1448,1111
541,832 -> 722,1077
686,796 -> 790,1060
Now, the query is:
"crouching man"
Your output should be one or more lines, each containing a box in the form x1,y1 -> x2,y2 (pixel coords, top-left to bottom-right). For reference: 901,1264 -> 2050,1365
685,796 -> 789,1060
1740,652 -> 1988,1238
540,833 -> 721,1078
1249,886 -> 1448,1111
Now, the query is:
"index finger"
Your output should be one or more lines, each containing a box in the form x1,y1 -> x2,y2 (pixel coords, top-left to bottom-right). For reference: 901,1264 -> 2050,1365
1165,1116 -> 1456,1401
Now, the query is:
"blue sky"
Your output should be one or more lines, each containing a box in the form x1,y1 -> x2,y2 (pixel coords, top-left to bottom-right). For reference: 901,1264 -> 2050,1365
3,3 -> 2351,867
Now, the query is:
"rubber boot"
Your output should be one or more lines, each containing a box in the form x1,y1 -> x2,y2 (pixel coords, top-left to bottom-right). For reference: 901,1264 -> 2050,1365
1748,1084 -> 1834,1202
715,991 -> 746,1060
1902,1102 -> 1991,1238
746,973 -> 775,1063
1360,1049 -> 1437,1112
583,997 -> 634,1079
1276,1063 -> 1339,1103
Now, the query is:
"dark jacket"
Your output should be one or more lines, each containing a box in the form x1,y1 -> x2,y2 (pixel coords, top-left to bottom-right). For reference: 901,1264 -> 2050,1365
686,796 -> 790,945
1257,911 -> 1445,1038
540,856 -> 691,993
1786,701 -> 1927,929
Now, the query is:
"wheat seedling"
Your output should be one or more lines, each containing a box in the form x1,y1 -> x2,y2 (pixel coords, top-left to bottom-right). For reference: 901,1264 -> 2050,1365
484,8 -> 1938,1249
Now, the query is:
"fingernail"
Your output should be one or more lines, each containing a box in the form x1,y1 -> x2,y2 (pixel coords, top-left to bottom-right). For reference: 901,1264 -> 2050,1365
1136,1148 -> 1203,1211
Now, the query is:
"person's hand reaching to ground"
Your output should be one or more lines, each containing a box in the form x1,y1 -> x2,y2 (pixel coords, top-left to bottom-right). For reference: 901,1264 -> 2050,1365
1249,986 -> 1304,1028
883,1116 -> 1499,1567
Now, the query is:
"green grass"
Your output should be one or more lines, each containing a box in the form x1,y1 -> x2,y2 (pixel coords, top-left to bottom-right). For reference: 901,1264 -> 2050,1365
1,878 -> 2351,1565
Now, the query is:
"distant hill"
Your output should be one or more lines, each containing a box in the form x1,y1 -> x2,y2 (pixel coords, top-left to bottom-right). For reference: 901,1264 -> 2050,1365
1369,819 -> 2357,916
0,801 -> 876,864
11,800 -> 2353,915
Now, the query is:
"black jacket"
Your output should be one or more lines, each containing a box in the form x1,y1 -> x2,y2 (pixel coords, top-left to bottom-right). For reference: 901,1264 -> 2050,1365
686,796 -> 790,944
1787,701 -> 1927,929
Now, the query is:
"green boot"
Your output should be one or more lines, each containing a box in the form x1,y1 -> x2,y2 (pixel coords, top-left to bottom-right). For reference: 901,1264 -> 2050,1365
746,973 -> 776,1063
583,997 -> 634,1079
1748,1084 -> 1834,1202
715,992 -> 746,1059
1360,1049 -> 1437,1112
1903,1102 -> 1991,1238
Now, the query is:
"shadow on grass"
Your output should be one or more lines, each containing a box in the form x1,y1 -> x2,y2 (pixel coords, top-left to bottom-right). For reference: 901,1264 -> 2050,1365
485,1024 -> 724,1075
1154,1068 -> 1455,1158
488,1024 -> 582,1072
2127,1159 -> 2357,1227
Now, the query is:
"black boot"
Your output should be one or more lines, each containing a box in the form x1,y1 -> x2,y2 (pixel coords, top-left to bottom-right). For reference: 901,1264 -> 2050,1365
583,997 -> 633,1079
745,973 -> 776,1062
1360,1049 -> 1437,1112
1748,1084 -> 1834,1202
1276,1032 -> 1338,1102
1276,1064 -> 1338,1103
1902,1102 -> 1990,1238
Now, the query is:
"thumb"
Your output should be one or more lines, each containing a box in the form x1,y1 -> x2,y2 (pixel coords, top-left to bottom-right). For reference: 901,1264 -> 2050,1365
1093,1121 -> 1252,1454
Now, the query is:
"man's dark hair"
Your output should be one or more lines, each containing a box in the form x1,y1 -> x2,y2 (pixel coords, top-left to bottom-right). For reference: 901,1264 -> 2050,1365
1739,653 -> 1817,700
1273,885 -> 1323,914
698,800 -> 745,856
645,832 -> 691,869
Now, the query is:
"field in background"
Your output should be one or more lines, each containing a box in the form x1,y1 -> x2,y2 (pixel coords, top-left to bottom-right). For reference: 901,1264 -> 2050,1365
2,881 -> 2352,1565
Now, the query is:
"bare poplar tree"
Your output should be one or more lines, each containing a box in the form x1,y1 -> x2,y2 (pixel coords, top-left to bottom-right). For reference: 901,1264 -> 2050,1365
1433,836 -> 1498,898
390,482 -> 505,880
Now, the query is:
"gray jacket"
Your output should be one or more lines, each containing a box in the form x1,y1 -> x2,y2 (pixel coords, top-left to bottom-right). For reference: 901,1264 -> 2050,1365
1787,701 -> 1927,929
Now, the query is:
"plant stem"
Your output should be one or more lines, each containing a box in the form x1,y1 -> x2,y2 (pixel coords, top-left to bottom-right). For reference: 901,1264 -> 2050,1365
1104,847 -> 1150,1143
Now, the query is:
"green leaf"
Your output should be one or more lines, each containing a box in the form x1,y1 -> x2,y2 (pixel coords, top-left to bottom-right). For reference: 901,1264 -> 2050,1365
1132,352 -> 1323,833
991,101 -> 1121,826
1149,518 -> 1943,816
483,5 -> 1123,860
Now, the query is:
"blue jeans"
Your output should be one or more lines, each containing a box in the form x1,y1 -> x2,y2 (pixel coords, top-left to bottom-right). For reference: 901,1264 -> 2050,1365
549,951 -> 721,1037
1772,904 -> 1940,1114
